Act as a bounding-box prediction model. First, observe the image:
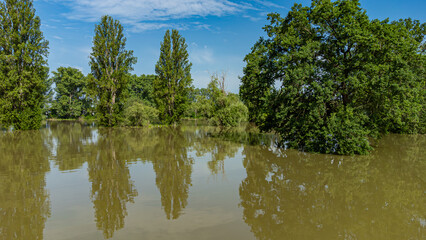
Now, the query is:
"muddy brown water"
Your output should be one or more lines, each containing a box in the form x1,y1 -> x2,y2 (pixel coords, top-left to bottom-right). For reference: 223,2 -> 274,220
0,121 -> 424,240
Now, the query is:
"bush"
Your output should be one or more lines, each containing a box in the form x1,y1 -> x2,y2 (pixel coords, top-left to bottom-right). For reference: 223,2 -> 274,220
124,101 -> 158,127
211,95 -> 248,127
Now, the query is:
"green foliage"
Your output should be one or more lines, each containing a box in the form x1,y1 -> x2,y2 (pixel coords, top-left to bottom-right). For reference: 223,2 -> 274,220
0,0 -> 49,130
208,76 -> 248,127
240,40 -> 273,129
185,75 -> 248,126
88,15 -> 137,127
51,67 -> 87,119
154,29 -> 192,125
240,0 -> 425,154
123,100 -> 159,127
210,93 -> 248,127
185,88 -> 213,119
128,74 -> 155,106
43,72 -> 54,118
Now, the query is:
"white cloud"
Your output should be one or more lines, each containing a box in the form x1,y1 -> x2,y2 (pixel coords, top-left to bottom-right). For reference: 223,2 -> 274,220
129,22 -> 182,32
49,0 -> 267,31
190,45 -> 214,64
55,0 -> 247,21
253,0 -> 289,10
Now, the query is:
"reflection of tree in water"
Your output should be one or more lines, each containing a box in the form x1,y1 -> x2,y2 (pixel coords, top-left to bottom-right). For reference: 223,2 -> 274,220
48,121 -> 95,171
97,126 -> 195,220
87,128 -> 138,239
151,127 -> 194,219
239,135 -> 425,240
0,131 -> 51,240
191,127 -> 242,175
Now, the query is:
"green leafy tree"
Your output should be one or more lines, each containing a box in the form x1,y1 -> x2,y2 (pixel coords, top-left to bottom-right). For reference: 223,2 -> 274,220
43,74 -> 54,118
239,40 -> 274,130
51,67 -> 87,119
83,73 -> 97,118
128,74 -> 155,106
0,0 -> 49,130
154,29 -> 192,124
88,15 -> 137,127
240,0 -> 425,154
208,74 -> 248,127
185,93 -> 213,119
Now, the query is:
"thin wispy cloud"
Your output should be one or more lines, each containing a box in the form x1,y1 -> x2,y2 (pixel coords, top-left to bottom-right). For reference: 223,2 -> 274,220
253,0 -> 289,10
54,1 -> 246,21
48,0 -> 273,31
190,44 -> 214,64
129,22 -> 182,32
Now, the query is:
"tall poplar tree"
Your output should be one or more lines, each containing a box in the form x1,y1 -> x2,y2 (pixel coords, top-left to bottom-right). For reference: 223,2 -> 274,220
0,0 -> 49,130
89,15 -> 136,127
154,29 -> 192,124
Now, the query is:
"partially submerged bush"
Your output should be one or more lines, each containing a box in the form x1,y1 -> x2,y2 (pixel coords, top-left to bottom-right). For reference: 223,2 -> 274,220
207,75 -> 248,127
210,94 -> 248,127
124,101 -> 158,127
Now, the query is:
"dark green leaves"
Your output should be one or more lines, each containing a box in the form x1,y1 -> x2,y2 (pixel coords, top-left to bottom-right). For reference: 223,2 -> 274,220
154,29 -> 192,125
240,0 -> 425,154
0,0 -> 49,130
50,67 -> 87,119
89,15 -> 137,127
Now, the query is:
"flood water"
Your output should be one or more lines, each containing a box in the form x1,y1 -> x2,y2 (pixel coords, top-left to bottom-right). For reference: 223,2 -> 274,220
0,121 -> 425,240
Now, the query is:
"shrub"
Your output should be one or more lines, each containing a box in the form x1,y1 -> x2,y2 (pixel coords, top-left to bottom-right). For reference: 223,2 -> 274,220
211,95 -> 248,127
124,101 -> 158,127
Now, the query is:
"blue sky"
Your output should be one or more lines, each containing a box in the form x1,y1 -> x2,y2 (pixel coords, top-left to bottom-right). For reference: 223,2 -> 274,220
34,0 -> 425,93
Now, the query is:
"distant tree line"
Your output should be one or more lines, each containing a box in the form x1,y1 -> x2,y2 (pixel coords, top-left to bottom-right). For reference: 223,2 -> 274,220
0,1 -> 247,130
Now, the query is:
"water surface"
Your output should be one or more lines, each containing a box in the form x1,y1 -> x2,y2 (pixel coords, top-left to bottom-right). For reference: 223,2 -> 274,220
0,121 -> 424,239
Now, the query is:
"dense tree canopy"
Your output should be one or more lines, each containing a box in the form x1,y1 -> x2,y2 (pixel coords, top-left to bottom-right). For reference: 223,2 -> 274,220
185,88 -> 212,119
154,29 -> 192,125
51,67 -> 87,119
240,0 -> 425,154
128,74 -> 155,106
0,0 -> 49,130
88,15 -> 137,127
